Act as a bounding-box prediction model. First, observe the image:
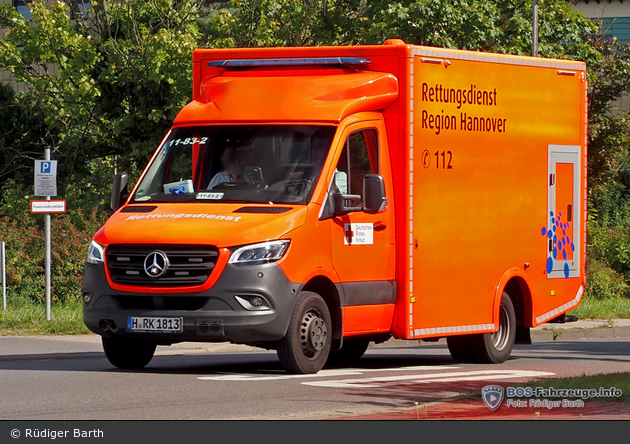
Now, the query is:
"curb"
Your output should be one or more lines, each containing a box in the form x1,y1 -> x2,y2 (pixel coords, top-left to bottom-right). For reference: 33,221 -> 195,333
0,352 -> 105,362
530,326 -> 630,342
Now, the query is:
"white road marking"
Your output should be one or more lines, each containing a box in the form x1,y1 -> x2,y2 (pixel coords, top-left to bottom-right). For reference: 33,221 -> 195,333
302,370 -> 556,388
197,366 -> 457,381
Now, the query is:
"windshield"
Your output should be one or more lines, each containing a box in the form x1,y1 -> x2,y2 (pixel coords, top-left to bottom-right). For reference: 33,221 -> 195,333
133,125 -> 336,204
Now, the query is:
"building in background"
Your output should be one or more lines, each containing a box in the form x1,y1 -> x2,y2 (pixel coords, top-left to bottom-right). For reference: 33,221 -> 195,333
569,0 -> 630,43
569,1 -> 630,111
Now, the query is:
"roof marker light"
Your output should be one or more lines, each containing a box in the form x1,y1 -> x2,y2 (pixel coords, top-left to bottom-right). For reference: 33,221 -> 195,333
207,57 -> 372,68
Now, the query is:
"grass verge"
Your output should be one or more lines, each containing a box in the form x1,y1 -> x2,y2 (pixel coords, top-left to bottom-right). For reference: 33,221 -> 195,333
0,295 -> 90,336
462,372 -> 630,403
569,298 -> 630,319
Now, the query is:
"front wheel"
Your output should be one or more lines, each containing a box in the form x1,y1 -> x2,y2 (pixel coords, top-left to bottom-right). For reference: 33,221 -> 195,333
102,337 -> 156,369
277,291 -> 332,374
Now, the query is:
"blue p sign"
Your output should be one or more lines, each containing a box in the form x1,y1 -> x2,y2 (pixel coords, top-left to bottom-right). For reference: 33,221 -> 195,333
41,162 -> 51,174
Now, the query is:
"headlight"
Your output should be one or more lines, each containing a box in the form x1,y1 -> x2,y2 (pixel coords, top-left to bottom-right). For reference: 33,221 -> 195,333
87,240 -> 105,264
229,240 -> 290,265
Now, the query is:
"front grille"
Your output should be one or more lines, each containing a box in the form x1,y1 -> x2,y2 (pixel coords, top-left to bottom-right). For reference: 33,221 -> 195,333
106,245 -> 219,287
111,296 -> 210,311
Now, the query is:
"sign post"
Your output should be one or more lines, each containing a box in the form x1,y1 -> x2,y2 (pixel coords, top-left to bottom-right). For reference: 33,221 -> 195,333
1,242 -> 6,311
33,148 -> 59,321
533,0 -> 539,57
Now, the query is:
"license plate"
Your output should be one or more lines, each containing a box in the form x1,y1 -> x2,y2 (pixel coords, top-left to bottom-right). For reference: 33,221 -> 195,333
127,317 -> 183,333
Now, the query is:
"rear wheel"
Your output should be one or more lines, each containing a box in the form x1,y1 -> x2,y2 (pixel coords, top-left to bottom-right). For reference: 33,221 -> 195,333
102,337 -> 156,369
447,292 -> 516,364
469,292 -> 516,363
327,337 -> 370,365
446,335 -> 475,363
277,291 -> 332,374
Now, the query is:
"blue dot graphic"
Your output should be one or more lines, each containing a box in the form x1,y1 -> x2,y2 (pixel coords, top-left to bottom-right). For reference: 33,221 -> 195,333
564,263 -> 570,278
550,211 -> 554,217
559,212 -> 562,217
571,243 -> 575,251
548,231 -> 553,239
563,229 -> 566,236
553,225 -> 556,233
553,248 -> 558,259
541,227 -> 547,236
552,217 -> 556,225
563,249 -> 567,260
553,235 -> 557,244
547,257 -> 554,274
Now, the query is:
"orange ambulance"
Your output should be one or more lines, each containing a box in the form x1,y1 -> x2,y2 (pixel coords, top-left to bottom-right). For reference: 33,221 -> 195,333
82,40 -> 588,373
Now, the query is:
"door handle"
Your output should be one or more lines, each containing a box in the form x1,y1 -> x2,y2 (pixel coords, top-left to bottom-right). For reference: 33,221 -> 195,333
374,222 -> 387,232
567,204 -> 572,222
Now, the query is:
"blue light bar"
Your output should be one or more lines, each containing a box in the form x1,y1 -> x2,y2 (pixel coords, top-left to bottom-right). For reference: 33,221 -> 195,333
207,57 -> 371,68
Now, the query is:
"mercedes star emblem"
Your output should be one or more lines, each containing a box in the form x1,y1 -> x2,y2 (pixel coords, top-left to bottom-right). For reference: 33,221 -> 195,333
143,251 -> 169,278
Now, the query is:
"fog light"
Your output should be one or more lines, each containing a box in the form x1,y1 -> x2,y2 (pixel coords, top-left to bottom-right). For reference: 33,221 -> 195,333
83,292 -> 93,304
234,295 -> 271,311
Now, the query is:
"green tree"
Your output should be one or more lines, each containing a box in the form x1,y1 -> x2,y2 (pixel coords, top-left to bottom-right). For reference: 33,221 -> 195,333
0,0 -> 201,191
0,83 -> 56,191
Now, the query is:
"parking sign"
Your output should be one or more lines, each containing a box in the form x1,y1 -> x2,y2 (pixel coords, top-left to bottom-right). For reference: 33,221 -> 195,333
34,160 -> 58,196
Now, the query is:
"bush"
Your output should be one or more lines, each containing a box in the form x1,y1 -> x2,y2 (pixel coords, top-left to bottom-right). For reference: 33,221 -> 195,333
585,259 -> 629,300
588,224 -> 630,288
0,208 -> 108,303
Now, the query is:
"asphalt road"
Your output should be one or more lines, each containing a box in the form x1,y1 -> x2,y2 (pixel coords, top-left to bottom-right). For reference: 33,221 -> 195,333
0,337 -> 628,420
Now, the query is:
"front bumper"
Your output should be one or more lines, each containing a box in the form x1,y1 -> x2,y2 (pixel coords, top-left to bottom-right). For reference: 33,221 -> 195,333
82,261 -> 300,344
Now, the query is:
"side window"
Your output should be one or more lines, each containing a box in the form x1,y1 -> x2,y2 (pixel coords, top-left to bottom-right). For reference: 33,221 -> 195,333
334,129 -> 378,196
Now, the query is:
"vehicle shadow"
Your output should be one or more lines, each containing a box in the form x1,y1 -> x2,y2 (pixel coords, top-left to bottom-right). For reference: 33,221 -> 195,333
0,348 -> 456,375
1,340 -> 628,375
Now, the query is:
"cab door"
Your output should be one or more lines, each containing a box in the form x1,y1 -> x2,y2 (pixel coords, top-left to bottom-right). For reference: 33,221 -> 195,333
326,120 -> 396,334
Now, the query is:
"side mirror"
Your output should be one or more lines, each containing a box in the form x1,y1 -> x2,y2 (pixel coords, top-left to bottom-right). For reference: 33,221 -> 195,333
332,193 -> 363,216
363,174 -> 387,213
111,173 -> 129,211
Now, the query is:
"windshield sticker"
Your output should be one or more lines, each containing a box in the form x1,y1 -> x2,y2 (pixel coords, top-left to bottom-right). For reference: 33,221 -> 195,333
125,213 -> 242,222
197,192 -> 224,200
168,137 -> 208,147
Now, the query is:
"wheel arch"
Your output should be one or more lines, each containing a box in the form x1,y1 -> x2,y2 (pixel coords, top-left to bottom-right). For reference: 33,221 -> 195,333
301,275 -> 343,351
493,268 -> 534,330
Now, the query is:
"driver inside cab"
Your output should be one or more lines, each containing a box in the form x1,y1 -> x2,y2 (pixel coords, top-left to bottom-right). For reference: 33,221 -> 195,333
207,146 -> 242,189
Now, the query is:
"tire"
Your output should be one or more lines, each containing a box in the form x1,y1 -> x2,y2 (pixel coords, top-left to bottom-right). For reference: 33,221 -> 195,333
469,292 -> 516,363
327,337 -> 370,366
446,335 -> 476,363
102,337 -> 156,369
277,291 -> 332,374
